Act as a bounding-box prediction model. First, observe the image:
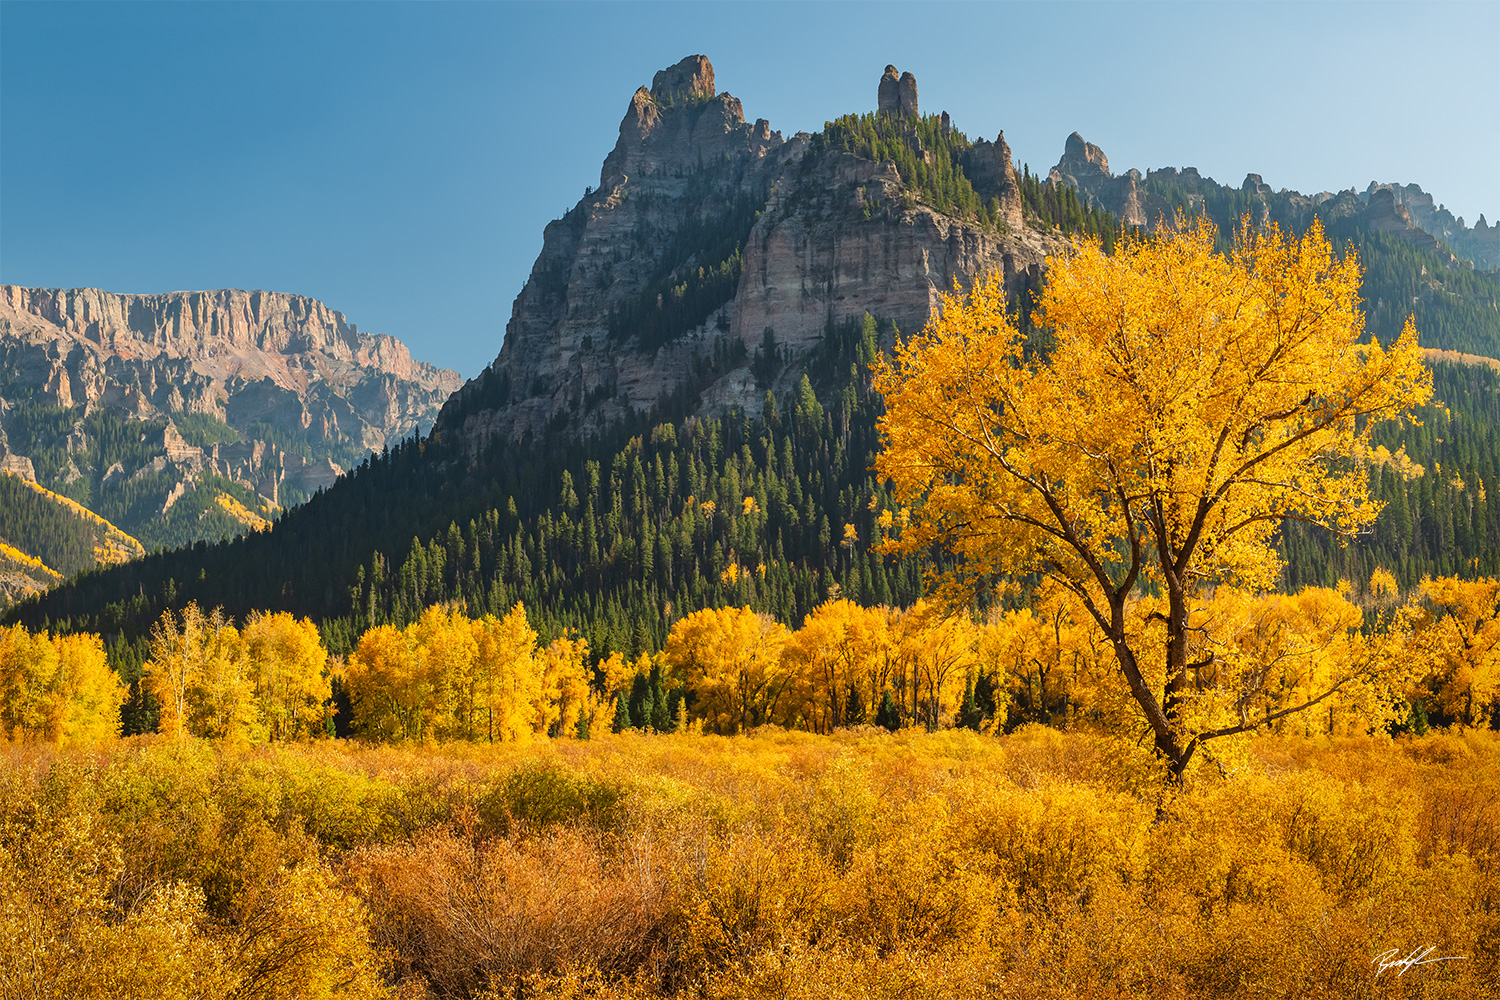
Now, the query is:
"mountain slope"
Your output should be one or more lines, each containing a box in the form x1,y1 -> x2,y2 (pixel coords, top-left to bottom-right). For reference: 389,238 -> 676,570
439,56 -> 1064,452
0,469 -> 144,604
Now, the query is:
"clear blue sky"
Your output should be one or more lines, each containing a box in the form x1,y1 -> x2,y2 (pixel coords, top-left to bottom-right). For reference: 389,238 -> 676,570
3,1 -> 1496,379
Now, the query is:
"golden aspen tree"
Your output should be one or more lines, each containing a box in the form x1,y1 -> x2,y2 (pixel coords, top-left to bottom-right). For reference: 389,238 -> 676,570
145,603 -> 252,740
1175,585 -> 1377,737
875,217 -> 1432,781
472,604 -> 540,742
1418,576 -> 1500,726
783,601 -> 886,732
536,631 -> 590,737
892,601 -> 979,730
49,633 -> 123,745
344,624 -> 426,740
145,602 -> 205,740
410,604 -> 480,740
242,611 -> 330,741
183,610 -> 252,741
665,606 -> 790,734
1369,566 -> 1401,604
0,624 -> 58,739
0,626 -> 122,743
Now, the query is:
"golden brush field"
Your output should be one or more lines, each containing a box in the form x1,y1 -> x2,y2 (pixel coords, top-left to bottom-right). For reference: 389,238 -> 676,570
3,727 -> 1496,999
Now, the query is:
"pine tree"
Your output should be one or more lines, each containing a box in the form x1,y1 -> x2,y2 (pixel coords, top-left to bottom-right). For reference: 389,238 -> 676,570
875,689 -> 901,732
957,680 -> 984,731
651,679 -> 671,733
612,693 -> 630,734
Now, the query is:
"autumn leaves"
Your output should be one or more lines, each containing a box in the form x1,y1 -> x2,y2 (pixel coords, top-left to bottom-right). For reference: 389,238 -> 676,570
875,216 -> 1441,776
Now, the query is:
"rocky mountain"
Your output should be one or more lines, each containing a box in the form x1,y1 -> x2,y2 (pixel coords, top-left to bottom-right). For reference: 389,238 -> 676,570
1045,131 -> 1500,275
0,285 -> 462,556
438,56 -> 1057,451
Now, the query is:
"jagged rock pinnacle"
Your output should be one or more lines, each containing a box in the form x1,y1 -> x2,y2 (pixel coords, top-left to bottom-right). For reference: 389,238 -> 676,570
878,65 -> 918,117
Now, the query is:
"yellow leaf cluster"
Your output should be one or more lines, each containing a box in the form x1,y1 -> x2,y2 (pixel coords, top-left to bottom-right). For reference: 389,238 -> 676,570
0,626 -> 121,744
344,602 -> 591,742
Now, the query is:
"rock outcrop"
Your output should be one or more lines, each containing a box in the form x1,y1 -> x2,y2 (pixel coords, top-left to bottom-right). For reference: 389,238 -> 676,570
877,65 -> 919,118
1362,182 -> 1500,270
1044,132 -> 1496,273
438,57 -> 1060,452
651,54 -> 715,103
1047,132 -> 1148,226
963,131 -> 1026,230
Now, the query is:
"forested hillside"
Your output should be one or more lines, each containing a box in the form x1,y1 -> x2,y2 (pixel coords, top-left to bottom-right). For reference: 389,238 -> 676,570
11,317 -> 1498,660
0,401 -> 278,553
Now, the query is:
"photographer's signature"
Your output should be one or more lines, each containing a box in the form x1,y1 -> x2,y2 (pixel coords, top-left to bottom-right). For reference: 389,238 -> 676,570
1372,945 -> 1466,979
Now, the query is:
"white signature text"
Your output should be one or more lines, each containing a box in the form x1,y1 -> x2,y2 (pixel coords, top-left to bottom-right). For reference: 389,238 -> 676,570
1372,945 -> 1466,979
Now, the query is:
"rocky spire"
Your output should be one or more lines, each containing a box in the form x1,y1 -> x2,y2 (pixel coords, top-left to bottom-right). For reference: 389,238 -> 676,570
878,65 -> 918,117
1051,131 -> 1110,182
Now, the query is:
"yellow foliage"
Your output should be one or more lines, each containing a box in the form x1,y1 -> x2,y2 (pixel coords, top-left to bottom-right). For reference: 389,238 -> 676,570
473,603 -> 543,742
0,626 -> 122,744
213,490 -> 273,531
344,602 -> 593,743
243,610 -> 331,740
666,606 -> 790,734
4,469 -> 145,564
0,541 -> 60,577
874,216 -> 1433,779
1418,576 -> 1500,727
4,730 -> 1497,998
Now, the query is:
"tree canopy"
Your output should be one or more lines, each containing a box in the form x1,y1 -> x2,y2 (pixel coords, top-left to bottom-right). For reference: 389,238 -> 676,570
874,217 -> 1434,780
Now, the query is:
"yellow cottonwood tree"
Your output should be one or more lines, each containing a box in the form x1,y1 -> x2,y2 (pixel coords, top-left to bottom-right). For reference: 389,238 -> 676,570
1164,585 -> 1394,737
785,600 -> 893,731
874,217 -> 1432,780
536,631 -> 590,738
1418,576 -> 1500,726
344,623 -> 428,740
146,603 -> 253,740
243,611 -> 330,741
0,626 -> 122,744
891,601 -> 979,730
472,604 -> 540,742
666,606 -> 791,734
410,604 -> 480,740
49,633 -> 123,745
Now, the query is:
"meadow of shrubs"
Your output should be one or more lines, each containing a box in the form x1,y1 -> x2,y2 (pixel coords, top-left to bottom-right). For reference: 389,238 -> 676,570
1,725 -> 1496,998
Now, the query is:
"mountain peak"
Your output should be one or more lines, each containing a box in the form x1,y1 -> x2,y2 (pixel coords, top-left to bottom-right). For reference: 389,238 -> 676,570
650,54 -> 715,103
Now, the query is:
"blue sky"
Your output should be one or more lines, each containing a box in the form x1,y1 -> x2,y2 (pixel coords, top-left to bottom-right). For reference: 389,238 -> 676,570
3,1 -> 1496,379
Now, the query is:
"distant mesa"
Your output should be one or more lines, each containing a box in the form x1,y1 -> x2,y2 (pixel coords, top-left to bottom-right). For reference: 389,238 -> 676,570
878,65 -> 919,118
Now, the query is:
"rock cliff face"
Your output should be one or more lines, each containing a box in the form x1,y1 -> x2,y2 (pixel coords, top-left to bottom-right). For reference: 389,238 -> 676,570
0,286 -> 461,547
1361,182 -> 1500,271
440,56 -> 1060,452
1,287 -> 457,448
